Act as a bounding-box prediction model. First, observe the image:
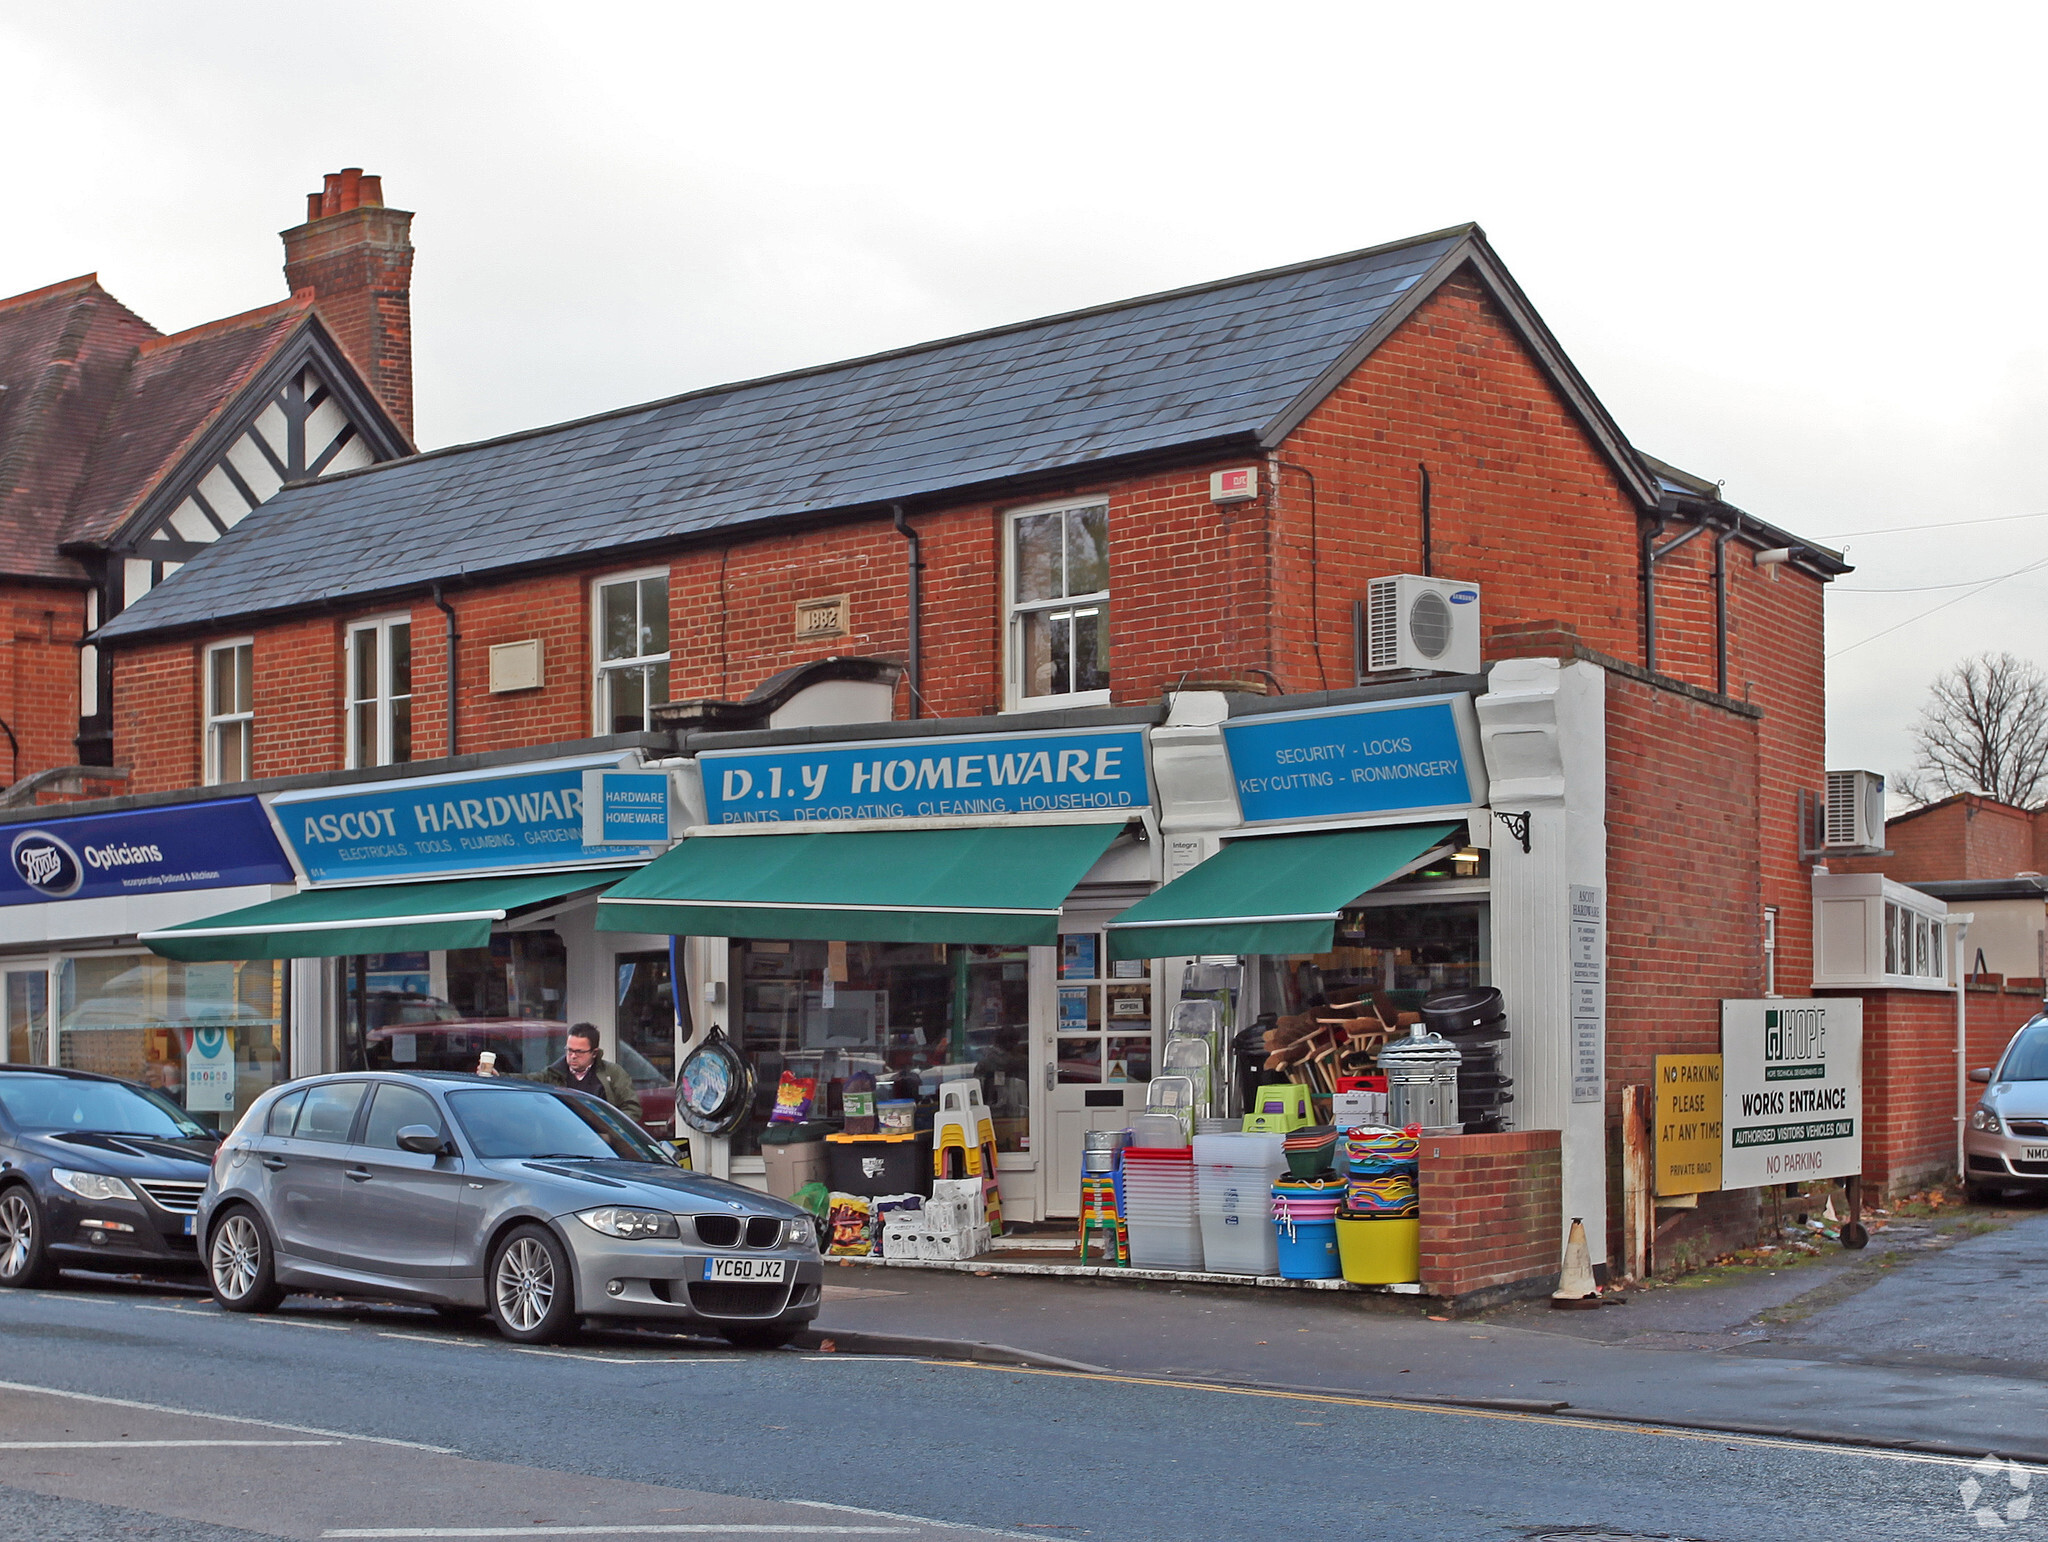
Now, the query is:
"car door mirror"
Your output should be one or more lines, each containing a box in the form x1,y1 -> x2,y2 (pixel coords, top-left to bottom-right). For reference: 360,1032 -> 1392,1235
1969,1066 -> 1994,1084
396,1125 -> 451,1155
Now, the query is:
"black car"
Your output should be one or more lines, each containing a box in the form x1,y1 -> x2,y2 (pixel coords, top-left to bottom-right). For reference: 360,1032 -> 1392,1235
0,1065 -> 221,1287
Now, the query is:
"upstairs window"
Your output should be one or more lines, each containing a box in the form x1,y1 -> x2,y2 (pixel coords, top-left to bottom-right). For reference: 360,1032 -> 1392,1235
205,641 -> 253,785
347,616 -> 413,768
596,571 -> 669,733
1007,500 -> 1109,708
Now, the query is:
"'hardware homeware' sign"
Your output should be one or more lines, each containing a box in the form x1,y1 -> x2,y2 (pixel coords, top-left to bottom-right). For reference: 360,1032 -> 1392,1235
1719,998 -> 1863,1189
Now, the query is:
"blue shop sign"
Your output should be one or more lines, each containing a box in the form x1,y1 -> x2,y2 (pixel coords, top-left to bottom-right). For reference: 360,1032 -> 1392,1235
582,770 -> 673,846
274,757 -> 672,885
0,797 -> 294,905
1221,695 -> 1487,824
700,726 -> 1150,825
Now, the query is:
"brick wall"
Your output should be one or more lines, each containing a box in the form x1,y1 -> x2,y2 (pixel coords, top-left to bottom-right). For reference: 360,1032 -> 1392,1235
1967,978 -> 2044,1072
1833,795 -> 2038,884
1854,988 -> 1963,1194
1418,1129 -> 1562,1305
0,583 -> 89,786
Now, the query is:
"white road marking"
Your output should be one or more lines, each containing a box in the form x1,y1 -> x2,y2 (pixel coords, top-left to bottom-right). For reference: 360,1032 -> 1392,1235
0,1439 -> 339,1449
786,1501 -> 1048,1540
130,1303 -> 214,1316
506,1347 -> 742,1364
798,1357 -> 930,1364
0,1378 -> 459,1455
248,1315 -> 353,1330
377,1331 -> 485,1349
321,1528 -> 918,1537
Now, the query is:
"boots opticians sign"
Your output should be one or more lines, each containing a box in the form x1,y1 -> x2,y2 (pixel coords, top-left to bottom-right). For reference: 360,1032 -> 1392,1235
1719,998 -> 1863,1189
0,797 -> 294,905
699,726 -> 1150,825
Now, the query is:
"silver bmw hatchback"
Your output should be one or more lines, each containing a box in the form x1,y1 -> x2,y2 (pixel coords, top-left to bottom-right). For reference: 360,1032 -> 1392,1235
197,1071 -> 822,1346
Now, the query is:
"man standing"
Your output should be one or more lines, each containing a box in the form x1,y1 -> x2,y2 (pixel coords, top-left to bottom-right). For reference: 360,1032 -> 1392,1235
477,1023 -> 643,1123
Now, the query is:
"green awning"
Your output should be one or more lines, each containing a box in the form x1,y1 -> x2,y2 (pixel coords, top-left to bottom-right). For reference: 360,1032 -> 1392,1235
1105,823 -> 1461,961
594,822 -> 1122,946
140,871 -> 624,962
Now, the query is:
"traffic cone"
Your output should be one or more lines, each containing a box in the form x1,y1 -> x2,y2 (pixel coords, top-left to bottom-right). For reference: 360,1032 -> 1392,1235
1550,1217 -> 1601,1309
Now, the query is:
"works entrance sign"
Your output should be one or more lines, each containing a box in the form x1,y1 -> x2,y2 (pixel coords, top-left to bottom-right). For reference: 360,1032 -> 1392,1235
1720,999 -> 1863,1189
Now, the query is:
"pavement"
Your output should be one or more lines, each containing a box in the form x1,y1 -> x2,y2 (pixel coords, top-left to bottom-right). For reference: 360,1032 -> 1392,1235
808,1202 -> 2048,1461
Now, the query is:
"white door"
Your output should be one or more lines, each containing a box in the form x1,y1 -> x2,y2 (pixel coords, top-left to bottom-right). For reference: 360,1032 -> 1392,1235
3,966 -> 50,1065
1039,921 -> 1155,1217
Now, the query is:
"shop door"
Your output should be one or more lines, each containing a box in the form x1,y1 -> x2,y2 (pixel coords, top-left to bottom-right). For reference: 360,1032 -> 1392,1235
1042,923 -> 1154,1217
3,968 -> 50,1065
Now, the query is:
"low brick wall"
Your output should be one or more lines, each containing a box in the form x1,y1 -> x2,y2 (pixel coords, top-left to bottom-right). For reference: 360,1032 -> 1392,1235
1419,1130 -> 1562,1309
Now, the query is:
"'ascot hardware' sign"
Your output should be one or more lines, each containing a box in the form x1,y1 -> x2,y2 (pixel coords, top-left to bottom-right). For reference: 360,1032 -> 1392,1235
1720,998 -> 1863,1189
274,756 -> 673,885
1220,694 -> 1488,825
699,725 -> 1150,825
0,797 -> 294,905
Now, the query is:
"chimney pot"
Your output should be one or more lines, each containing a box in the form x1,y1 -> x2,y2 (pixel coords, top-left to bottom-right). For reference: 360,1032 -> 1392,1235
321,172 -> 342,217
337,168 -> 363,211
358,174 -> 383,207
305,192 -> 324,223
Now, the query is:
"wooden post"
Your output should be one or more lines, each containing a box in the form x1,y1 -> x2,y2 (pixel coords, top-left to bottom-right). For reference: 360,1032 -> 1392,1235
1620,1084 -> 1653,1282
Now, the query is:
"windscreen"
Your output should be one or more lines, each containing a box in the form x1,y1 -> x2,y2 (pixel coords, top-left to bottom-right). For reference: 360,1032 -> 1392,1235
447,1087 -> 669,1162
2000,1024 -> 2048,1083
0,1073 -> 208,1138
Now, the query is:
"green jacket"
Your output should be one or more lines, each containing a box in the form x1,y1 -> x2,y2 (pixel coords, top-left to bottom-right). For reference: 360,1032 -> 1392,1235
527,1055 -> 644,1122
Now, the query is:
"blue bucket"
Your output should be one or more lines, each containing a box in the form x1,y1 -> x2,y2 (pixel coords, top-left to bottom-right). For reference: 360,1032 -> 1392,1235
1273,1215 -> 1342,1279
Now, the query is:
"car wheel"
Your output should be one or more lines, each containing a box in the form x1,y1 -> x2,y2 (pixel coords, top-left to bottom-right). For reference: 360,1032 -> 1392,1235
718,1321 -> 802,1350
0,1185 -> 54,1289
488,1224 -> 577,1344
208,1207 -> 284,1313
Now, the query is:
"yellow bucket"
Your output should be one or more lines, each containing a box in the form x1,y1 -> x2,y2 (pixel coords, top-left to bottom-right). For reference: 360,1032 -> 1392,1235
1336,1216 -> 1420,1284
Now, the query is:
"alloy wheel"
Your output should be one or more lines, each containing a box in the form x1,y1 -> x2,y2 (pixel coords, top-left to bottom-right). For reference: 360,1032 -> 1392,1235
211,1214 -> 262,1301
494,1236 -> 555,1332
0,1192 -> 32,1281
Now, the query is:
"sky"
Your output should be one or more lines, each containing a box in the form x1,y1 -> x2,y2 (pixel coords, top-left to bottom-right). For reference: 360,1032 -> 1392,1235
5,2 -> 2044,801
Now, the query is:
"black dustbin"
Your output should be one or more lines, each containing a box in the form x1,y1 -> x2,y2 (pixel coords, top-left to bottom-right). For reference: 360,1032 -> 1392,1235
1234,1018 -> 1275,1117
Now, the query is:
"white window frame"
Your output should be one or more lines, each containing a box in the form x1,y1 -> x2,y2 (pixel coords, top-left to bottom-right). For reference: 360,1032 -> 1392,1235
203,639 -> 254,786
1004,498 -> 1111,712
593,568 -> 671,735
345,614 -> 413,769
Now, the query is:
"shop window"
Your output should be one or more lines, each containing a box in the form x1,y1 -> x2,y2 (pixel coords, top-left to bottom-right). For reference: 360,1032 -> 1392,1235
1259,901 -> 1491,1022
596,571 -> 670,733
54,954 -> 287,1132
346,616 -> 413,768
730,938 -> 1032,1158
204,640 -> 254,785
4,969 -> 48,1065
616,950 -> 679,1088
1007,500 -> 1109,708
1057,931 -> 1153,1087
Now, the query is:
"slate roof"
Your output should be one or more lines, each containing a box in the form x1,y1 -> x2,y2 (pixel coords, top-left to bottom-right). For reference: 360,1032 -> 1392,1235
100,225 -> 1492,640
0,275 -> 329,582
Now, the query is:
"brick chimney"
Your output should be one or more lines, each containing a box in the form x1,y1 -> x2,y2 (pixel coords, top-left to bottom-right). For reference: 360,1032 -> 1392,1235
281,168 -> 415,444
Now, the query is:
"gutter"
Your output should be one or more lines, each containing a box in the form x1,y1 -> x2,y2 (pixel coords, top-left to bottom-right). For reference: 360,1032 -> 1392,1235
432,581 -> 460,756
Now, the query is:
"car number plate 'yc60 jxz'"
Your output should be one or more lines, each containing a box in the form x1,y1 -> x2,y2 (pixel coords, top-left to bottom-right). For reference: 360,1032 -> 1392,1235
706,1256 -> 787,1283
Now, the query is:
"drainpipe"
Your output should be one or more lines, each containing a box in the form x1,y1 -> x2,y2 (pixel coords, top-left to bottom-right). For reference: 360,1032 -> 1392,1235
431,582 -> 460,756
1953,912 -> 1975,1179
1713,514 -> 1741,696
891,505 -> 922,719
1640,520 -> 1659,674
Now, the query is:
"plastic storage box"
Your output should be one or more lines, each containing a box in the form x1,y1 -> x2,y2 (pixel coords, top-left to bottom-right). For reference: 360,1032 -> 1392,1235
825,1132 -> 932,1197
1192,1132 -> 1286,1276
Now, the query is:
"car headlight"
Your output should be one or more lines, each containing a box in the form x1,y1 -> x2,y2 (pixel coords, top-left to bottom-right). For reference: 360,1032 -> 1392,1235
574,1206 -> 679,1240
785,1217 -> 818,1251
51,1169 -> 137,1202
1970,1106 -> 2003,1133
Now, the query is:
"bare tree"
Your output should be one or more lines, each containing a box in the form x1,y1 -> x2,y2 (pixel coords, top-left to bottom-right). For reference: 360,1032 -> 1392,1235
1897,652 -> 2048,808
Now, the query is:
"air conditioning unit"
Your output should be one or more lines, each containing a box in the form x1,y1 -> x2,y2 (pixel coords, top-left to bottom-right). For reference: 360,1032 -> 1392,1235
1824,769 -> 1887,852
1365,575 -> 1481,675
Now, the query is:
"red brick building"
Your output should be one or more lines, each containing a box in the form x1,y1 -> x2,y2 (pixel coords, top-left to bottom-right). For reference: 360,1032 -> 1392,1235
4,223 -> 1878,1298
0,170 -> 414,794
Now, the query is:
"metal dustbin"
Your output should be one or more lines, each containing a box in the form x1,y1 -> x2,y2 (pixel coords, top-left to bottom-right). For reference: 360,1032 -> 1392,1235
1378,1025 -> 1463,1131
1082,1128 -> 1130,1175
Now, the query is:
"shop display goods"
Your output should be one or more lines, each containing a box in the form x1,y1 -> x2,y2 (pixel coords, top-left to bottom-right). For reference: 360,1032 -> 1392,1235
1241,1083 -> 1314,1133
1271,1182 -> 1344,1279
1379,1027 -> 1462,1131
1281,1123 -> 1339,1178
1336,1215 -> 1420,1284
933,1079 -> 999,1180
1193,1131 -> 1286,1276
1121,1147 -> 1202,1270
